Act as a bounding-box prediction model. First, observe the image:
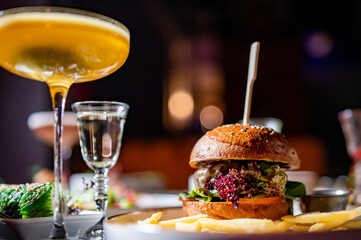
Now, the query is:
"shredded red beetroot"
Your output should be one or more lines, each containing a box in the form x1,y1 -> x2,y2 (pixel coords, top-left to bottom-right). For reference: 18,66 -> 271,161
205,168 -> 259,208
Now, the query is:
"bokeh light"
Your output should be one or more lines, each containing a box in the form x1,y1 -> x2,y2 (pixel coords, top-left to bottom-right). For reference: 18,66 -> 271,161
305,31 -> 334,59
200,105 -> 223,130
168,90 -> 194,120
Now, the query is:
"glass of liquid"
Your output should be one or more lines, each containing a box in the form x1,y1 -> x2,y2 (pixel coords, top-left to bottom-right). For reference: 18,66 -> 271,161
72,101 -> 129,238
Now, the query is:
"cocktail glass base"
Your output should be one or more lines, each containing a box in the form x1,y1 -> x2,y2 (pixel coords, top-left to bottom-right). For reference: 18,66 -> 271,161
49,223 -> 68,239
77,217 -> 104,240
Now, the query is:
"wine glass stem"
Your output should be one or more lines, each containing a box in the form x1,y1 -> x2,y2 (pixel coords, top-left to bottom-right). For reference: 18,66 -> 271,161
50,89 -> 68,238
94,169 -> 109,217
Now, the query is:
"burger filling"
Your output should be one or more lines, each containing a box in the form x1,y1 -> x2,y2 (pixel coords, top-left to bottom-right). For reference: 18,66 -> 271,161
180,161 -> 305,211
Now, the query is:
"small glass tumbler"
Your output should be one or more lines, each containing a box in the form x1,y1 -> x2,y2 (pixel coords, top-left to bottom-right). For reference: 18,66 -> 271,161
72,101 -> 129,237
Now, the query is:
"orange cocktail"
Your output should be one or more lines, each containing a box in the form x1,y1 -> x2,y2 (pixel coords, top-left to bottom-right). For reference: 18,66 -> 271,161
0,7 -> 130,238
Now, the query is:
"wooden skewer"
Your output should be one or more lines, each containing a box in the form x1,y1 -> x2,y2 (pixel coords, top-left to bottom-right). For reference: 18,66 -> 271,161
243,41 -> 260,125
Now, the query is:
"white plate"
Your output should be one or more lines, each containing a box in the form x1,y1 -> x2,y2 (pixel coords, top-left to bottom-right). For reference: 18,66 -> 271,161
0,211 -> 102,240
104,207 -> 361,240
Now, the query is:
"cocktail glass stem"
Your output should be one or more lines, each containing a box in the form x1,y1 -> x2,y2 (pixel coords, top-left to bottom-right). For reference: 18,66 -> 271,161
49,89 -> 69,239
94,169 -> 109,217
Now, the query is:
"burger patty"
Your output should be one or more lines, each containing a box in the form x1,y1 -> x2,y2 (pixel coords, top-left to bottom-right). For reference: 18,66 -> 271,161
193,160 -> 286,189
193,161 -> 244,188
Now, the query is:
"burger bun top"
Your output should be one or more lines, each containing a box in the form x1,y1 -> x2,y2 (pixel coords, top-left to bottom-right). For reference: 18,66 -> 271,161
190,124 -> 300,169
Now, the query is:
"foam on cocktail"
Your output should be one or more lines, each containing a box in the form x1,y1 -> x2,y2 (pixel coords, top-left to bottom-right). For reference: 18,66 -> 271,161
0,12 -> 129,40
0,11 -> 130,84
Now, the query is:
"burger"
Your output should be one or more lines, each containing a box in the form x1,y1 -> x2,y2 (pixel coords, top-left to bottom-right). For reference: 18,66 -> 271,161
179,123 -> 306,220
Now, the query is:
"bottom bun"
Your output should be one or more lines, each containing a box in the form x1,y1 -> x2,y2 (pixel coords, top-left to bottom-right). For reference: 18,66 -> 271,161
182,200 -> 289,220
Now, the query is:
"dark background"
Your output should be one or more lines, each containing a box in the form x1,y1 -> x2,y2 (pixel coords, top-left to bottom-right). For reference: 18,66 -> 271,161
0,0 -> 360,187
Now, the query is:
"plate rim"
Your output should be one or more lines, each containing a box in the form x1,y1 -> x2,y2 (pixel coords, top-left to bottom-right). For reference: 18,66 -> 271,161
104,207 -> 361,239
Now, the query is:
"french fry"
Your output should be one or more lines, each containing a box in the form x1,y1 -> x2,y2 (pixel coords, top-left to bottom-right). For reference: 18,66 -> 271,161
351,206 -> 361,216
175,221 -> 202,232
281,210 -> 357,224
196,218 -> 277,233
136,207 -> 361,234
137,211 -> 162,224
174,218 -> 293,234
159,214 -> 208,228
273,220 -> 294,232
291,224 -> 311,232
309,221 -> 345,232
337,220 -> 361,230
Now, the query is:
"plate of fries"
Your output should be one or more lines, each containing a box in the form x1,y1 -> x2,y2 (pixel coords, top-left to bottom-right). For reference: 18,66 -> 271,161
104,207 -> 361,240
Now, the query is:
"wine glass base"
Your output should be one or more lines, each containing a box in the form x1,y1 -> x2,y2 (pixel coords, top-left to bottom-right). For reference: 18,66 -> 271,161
77,217 -> 104,240
49,223 -> 68,239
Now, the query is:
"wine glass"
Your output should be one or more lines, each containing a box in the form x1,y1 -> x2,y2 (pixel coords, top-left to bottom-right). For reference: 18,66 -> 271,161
0,6 -> 130,238
72,101 -> 129,238
338,109 -> 361,204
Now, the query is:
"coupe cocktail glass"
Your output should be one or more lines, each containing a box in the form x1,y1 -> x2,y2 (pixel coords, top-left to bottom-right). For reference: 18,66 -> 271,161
0,6 -> 130,238
72,101 -> 129,238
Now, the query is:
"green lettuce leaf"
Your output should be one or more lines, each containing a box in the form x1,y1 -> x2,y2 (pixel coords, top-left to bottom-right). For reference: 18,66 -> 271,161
285,181 -> 306,215
179,187 -> 219,202
285,181 -> 306,199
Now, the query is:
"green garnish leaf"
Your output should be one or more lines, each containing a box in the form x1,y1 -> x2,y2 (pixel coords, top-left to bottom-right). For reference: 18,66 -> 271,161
210,189 -> 219,198
260,162 -> 271,176
287,198 -> 294,215
179,187 -> 220,202
285,181 -> 306,199
179,192 -> 188,199
251,193 -> 267,199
